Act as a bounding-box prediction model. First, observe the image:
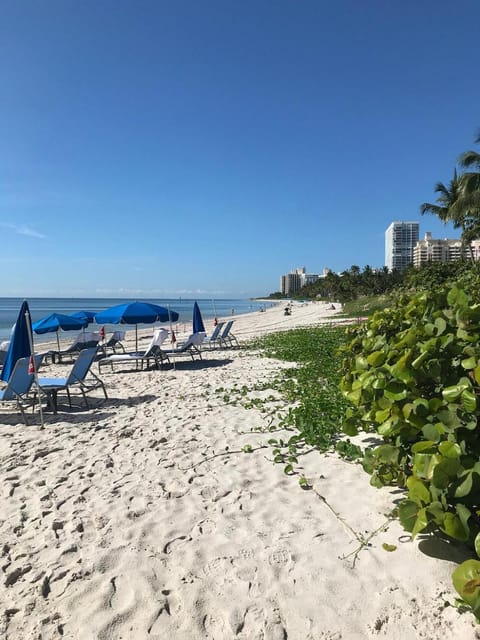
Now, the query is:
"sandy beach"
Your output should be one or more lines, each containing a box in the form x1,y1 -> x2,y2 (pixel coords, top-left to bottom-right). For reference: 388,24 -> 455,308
0,301 -> 476,639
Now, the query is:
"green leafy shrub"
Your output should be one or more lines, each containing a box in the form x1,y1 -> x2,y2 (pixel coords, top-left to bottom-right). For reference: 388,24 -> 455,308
340,285 -> 480,613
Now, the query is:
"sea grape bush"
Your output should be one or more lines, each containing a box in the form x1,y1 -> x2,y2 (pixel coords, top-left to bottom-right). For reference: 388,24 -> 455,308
339,285 -> 480,618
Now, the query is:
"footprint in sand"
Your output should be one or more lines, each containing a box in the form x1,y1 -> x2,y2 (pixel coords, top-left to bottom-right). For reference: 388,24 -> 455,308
268,548 -> 291,566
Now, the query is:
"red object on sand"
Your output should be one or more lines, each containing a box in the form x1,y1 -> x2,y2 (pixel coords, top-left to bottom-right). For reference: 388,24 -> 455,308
28,355 -> 34,375
214,318 -> 218,326
171,330 -> 176,343
99,326 -> 105,339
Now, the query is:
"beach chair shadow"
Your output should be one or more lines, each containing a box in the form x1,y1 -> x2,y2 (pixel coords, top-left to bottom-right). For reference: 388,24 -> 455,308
38,347 -> 107,413
0,354 -> 43,425
97,329 -> 170,373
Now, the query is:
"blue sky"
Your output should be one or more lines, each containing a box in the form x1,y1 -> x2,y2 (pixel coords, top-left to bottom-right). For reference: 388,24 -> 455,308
1,0 -> 479,298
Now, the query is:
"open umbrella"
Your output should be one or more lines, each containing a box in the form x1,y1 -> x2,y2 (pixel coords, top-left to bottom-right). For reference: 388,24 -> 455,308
1,300 -> 32,382
193,301 -> 205,334
94,301 -> 179,351
70,310 -> 97,324
32,313 -> 87,352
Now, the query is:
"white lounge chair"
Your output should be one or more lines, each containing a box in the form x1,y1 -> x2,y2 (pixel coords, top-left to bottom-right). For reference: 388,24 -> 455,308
161,332 -> 206,360
97,329 -> 170,372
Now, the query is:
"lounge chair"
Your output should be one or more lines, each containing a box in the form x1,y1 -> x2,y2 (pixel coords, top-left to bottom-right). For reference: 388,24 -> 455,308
161,332 -> 205,361
201,322 -> 225,350
99,330 -> 126,356
46,331 -> 101,364
218,321 -> 239,348
37,347 -> 107,413
97,329 -> 170,373
0,355 -> 43,424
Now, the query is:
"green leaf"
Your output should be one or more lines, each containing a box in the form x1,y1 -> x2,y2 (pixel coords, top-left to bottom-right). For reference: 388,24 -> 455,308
412,507 -> 429,537
462,389 -> 477,412
382,543 -> 397,552
442,512 -> 469,542
367,351 -> 386,367
454,471 -> 473,499
432,458 -> 461,489
434,317 -> 447,335
461,356 -> 477,370
443,385 -> 464,402
474,533 -> 480,559
452,560 -> 480,619
438,441 -> 461,458
406,476 -> 430,506
384,381 -> 407,401
398,499 -> 426,534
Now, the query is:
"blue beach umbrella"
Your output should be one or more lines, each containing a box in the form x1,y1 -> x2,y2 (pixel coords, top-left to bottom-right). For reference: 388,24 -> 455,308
70,310 -> 97,324
193,301 -> 205,334
95,301 -> 179,351
32,313 -> 87,352
1,300 -> 32,382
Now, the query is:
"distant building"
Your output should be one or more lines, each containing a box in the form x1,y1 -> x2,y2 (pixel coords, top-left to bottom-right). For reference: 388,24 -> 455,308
280,267 -> 305,296
413,232 -> 480,265
385,221 -> 419,271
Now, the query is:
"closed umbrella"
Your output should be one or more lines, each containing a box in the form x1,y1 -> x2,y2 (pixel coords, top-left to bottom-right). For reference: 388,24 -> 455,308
94,301 -> 179,351
193,301 -> 205,334
32,313 -> 87,352
1,300 -> 32,382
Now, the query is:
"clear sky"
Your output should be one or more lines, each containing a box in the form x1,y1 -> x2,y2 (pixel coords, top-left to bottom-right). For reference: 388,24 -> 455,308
1,0 -> 479,298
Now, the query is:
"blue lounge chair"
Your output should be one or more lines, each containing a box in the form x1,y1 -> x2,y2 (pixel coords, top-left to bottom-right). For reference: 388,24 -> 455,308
38,347 -> 107,413
219,321 -> 239,348
201,322 -> 225,350
0,355 -> 43,424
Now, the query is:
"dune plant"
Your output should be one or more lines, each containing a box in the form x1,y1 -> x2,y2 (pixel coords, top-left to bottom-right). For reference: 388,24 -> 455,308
340,284 -> 480,619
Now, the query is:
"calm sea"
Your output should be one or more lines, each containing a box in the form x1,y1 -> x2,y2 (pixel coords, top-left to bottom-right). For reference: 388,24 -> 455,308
0,297 -> 272,343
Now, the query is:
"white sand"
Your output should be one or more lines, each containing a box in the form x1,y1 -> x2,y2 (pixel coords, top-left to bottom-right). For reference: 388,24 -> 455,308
0,302 -> 476,639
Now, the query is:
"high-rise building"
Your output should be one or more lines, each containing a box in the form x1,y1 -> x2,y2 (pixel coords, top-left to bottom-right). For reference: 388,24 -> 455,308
280,267 -> 305,295
385,221 -> 419,271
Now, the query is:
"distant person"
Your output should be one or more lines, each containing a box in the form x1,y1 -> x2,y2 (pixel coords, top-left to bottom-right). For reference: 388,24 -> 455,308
231,308 -> 235,315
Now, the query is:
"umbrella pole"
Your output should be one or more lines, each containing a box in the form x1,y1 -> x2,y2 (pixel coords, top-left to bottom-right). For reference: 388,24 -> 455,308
25,309 -> 44,430
56,332 -> 61,353
135,325 -> 138,353
168,304 -> 176,369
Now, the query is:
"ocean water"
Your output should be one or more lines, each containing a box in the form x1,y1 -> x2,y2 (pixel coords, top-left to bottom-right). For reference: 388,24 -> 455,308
0,297 -> 271,343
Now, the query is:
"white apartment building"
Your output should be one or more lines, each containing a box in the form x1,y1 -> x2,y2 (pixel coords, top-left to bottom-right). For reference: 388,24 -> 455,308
413,232 -> 480,265
280,267 -> 323,295
385,221 -> 420,271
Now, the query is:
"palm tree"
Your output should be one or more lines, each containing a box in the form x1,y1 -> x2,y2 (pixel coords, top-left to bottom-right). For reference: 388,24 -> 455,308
420,168 -> 478,261
420,169 -> 463,223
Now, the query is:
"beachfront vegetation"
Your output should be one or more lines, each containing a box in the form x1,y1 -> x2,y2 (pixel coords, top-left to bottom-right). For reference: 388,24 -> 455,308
340,284 -> 480,620
250,326 -> 362,469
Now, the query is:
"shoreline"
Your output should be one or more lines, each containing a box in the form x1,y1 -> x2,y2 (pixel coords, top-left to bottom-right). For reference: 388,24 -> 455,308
0,301 -> 475,638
